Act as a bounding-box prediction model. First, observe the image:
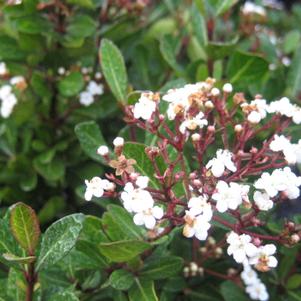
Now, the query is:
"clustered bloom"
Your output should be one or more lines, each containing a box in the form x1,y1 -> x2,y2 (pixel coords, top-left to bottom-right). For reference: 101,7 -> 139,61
212,181 -> 250,212
254,167 -> 301,200
241,1 -> 266,17
270,135 -> 301,164
79,80 -> 104,106
84,78 -> 301,300
183,194 -> 212,240
206,149 -> 237,177
84,177 -> 115,201
121,176 -> 164,229
241,264 -> 269,301
0,76 -> 26,118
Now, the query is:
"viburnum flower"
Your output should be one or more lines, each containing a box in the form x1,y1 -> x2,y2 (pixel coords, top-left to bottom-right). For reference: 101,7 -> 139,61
246,280 -> 269,301
133,92 -> 158,120
187,194 -> 212,220
270,135 -> 301,164
183,211 -> 211,241
242,98 -> 268,124
206,149 -> 237,177
241,264 -> 260,286
227,232 -> 258,263
97,145 -> 109,156
84,177 -> 114,201
249,244 -> 278,272
109,155 -> 136,176
133,206 -> 164,229
179,112 -> 208,134
253,191 -> 273,211
87,81 -> 104,96
79,91 -> 94,106
212,181 -> 249,212
254,167 -> 301,199
120,177 -> 154,213
0,84 -> 18,118
241,1 -> 266,16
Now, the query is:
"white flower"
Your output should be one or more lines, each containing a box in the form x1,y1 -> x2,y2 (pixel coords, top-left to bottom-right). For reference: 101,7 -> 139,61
10,76 -> 25,86
79,91 -> 94,106
87,81 -> 104,96
212,181 -> 249,212
270,135 -> 290,152
246,281 -> 269,301
0,62 -> 7,76
97,145 -> 109,156
187,194 -> 212,221
133,93 -> 157,120
206,149 -> 237,177
133,206 -> 164,229
120,178 -> 154,213
95,72 -> 102,79
227,232 -> 258,263
58,67 -> 65,75
255,167 -> 301,200
113,137 -> 124,147
241,1 -> 266,16
84,177 -> 111,201
183,211 -> 211,241
241,264 -> 259,286
249,244 -> 278,272
0,85 -> 12,99
0,85 -> 18,118
267,97 -> 295,118
223,83 -> 233,93
292,107 -> 301,124
253,191 -> 273,211
211,87 -> 220,96
179,112 -> 208,134
135,176 -> 149,189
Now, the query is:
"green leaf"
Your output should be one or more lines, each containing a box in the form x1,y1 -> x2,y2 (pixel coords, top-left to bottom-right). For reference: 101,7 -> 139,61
140,256 -> 183,280
123,142 -> 160,189
9,202 -> 40,255
58,71 -> 84,97
284,31 -> 301,54
35,214 -> 84,271
160,35 -> 183,75
99,240 -> 151,262
227,51 -> 269,83
287,46 -> 301,97
109,269 -> 135,290
75,121 -> 107,163
220,281 -> 248,301
287,274 -> 301,290
206,37 -> 238,60
191,5 -> 208,46
2,253 -> 36,264
15,15 -> 51,34
107,205 -> 144,240
66,15 -> 97,38
7,268 -> 26,301
129,278 -> 158,301
100,38 -> 128,103
0,35 -> 26,61
216,0 -> 238,16
48,290 -> 80,301
38,196 -> 66,224
34,156 -> 65,182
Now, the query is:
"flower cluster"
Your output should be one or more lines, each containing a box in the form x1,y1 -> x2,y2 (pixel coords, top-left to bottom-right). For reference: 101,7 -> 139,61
0,64 -> 27,118
241,264 -> 269,301
241,1 -> 266,17
85,78 -> 301,300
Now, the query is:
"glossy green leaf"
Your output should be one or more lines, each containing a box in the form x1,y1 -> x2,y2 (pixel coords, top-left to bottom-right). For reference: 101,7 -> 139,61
36,214 -> 84,271
15,15 -> 51,34
227,51 -> 269,83
7,268 -> 26,301
99,240 -> 151,262
129,278 -> 158,301
109,269 -> 135,290
287,274 -> 301,290
216,0 -> 238,16
75,121 -> 107,163
58,71 -> 85,97
140,256 -> 183,279
48,290 -> 80,301
66,15 -> 97,38
191,5 -> 208,46
220,281 -> 248,301
287,46 -> 301,97
9,202 -> 40,255
100,38 -> 128,103
38,196 -> 66,224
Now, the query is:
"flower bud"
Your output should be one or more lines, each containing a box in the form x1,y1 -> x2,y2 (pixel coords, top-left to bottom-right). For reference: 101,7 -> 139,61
191,133 -> 201,142
183,266 -> 190,277
252,237 -> 262,247
190,262 -> 198,273
223,83 -> 233,93
227,268 -> 237,276
234,124 -> 243,133
199,247 -> 207,253
198,267 -> 204,276
205,100 -> 214,109
215,247 -> 223,257
113,137 -> 124,147
211,88 -> 220,96
97,145 -> 109,156
208,236 -> 216,245
290,234 -> 300,244
207,125 -> 215,133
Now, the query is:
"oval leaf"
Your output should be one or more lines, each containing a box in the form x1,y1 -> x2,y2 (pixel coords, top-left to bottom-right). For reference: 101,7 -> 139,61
129,278 -> 158,301
9,202 -> 40,255
35,213 -> 84,271
109,269 -> 135,290
100,38 -> 128,103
